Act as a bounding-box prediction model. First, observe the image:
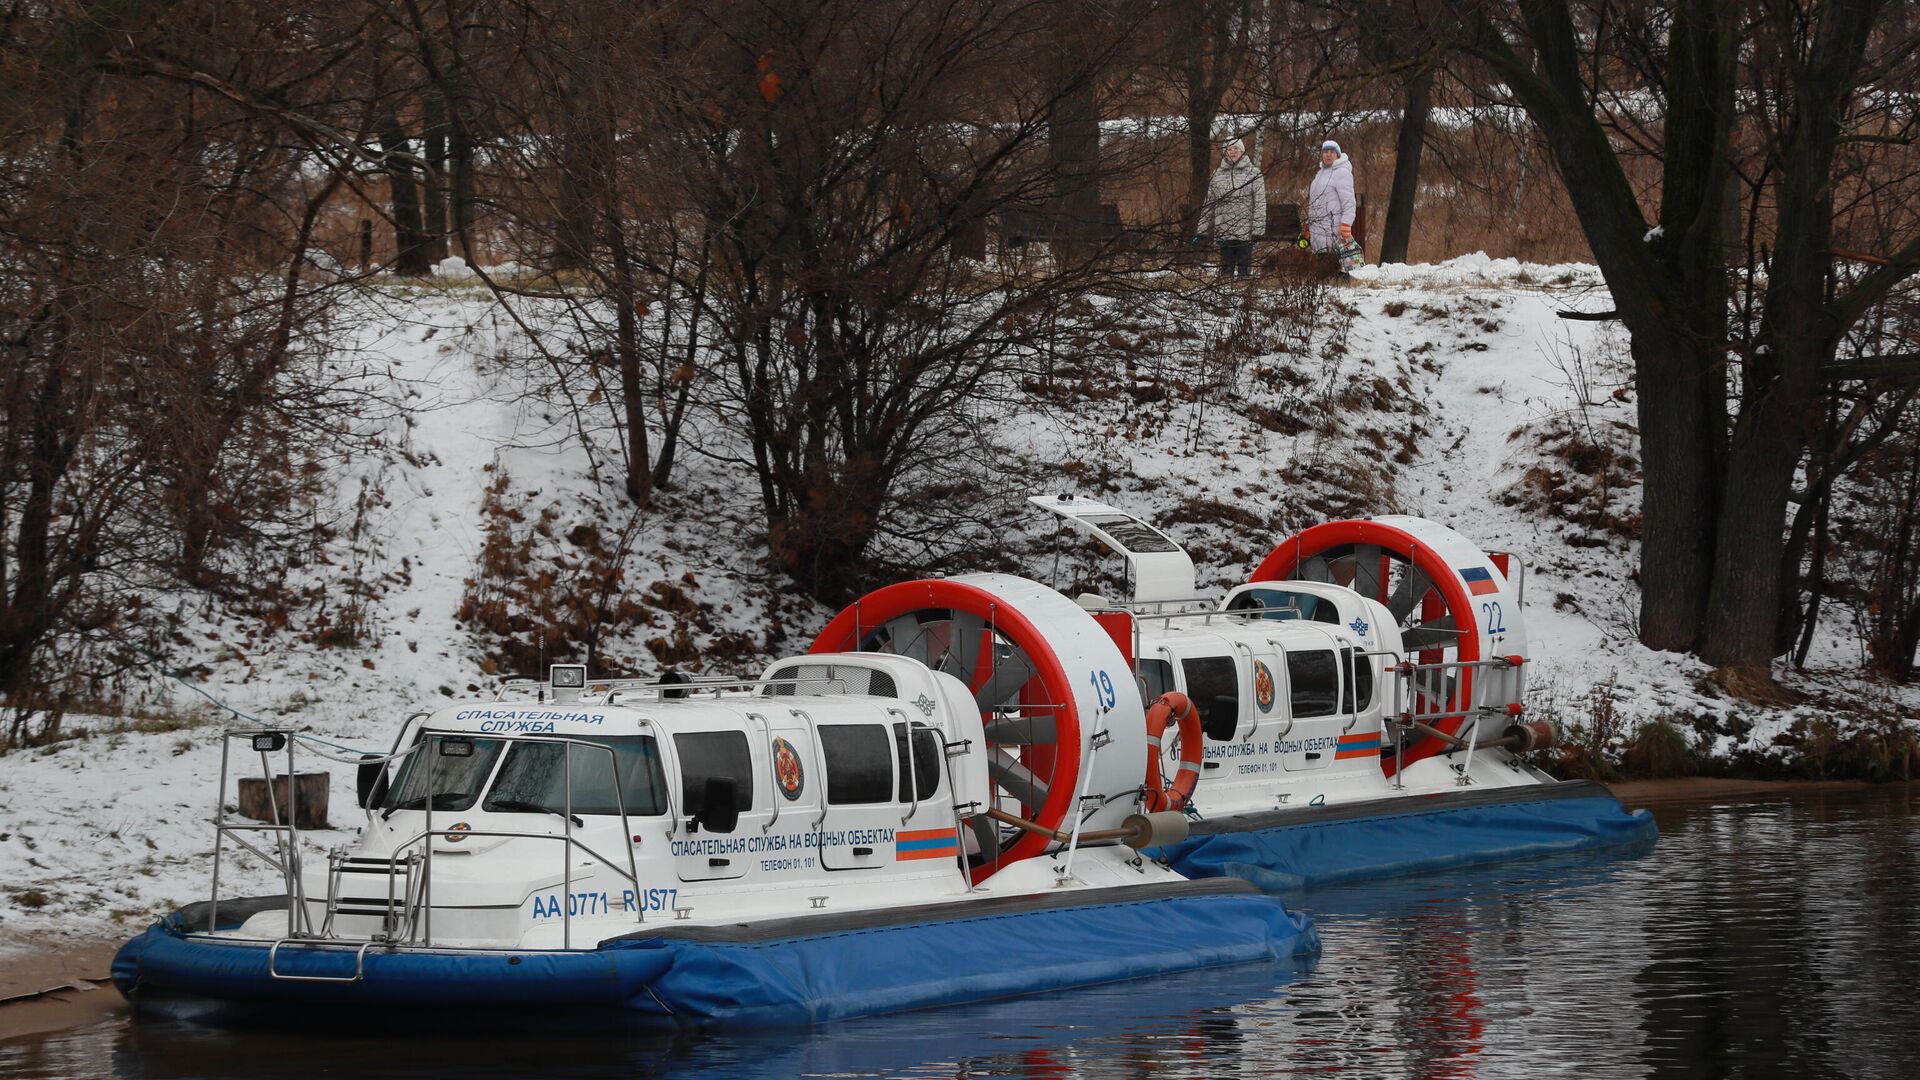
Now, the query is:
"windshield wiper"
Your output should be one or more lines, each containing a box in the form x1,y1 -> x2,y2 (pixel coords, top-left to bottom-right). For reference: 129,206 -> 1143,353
486,798 -> 585,827
381,791 -> 471,819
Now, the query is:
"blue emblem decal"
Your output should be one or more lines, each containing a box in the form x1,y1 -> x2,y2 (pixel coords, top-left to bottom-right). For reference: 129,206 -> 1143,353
1348,617 -> 1370,636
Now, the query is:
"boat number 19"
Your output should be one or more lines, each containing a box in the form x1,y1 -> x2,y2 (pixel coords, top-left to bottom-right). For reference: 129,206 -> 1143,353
1089,670 -> 1116,710
1480,601 -> 1506,635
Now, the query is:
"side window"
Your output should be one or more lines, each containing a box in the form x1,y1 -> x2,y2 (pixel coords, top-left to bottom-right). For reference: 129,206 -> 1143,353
1227,588 -> 1308,621
892,723 -> 942,801
1340,648 -> 1374,712
1287,650 -> 1338,718
674,731 -> 754,814
1180,656 -> 1241,740
1136,658 -> 1174,705
818,724 -> 894,804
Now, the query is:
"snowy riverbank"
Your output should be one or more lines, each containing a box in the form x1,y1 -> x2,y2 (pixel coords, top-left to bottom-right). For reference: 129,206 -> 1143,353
2,254 -> 1914,948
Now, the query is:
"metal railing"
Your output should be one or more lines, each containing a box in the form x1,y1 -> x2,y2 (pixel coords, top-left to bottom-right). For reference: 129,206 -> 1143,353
209,731 -> 317,941
1378,653 -> 1527,788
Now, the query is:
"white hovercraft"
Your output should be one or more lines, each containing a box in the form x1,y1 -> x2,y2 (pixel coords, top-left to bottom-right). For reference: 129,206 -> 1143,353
817,497 -> 1655,892
111,577 -> 1316,1028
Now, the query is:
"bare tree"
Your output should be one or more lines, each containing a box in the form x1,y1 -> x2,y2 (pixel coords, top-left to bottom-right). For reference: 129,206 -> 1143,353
633,0 -> 1173,601
0,1 -> 379,744
1439,0 -> 1920,678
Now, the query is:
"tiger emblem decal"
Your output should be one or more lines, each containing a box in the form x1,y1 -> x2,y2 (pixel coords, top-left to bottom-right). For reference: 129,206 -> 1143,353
772,736 -> 805,800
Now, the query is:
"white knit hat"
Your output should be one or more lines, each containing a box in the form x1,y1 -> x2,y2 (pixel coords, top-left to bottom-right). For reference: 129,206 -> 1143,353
1321,139 -> 1342,154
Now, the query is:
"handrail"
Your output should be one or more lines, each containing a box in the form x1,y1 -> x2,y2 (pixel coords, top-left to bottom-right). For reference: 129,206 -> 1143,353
788,708 -> 830,830
492,673 -> 875,706
887,707 -> 919,824
1228,640 -> 1258,741
1343,645 -> 1360,735
602,736 -> 645,922
746,712 -> 779,832
267,939 -> 373,983
563,741 -> 574,948
1129,605 -> 1258,626
1264,638 -> 1297,744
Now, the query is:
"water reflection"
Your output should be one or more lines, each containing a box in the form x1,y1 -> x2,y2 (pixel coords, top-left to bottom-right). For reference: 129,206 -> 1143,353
5,787 -> 1916,1079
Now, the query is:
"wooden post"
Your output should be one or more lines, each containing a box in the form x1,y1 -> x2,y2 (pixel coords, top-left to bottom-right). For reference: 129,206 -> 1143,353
237,772 -> 330,830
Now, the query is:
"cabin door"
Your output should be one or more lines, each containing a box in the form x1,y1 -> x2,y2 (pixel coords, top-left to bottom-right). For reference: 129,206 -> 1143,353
668,726 -> 768,882
1279,646 -> 1342,772
813,720 -> 900,871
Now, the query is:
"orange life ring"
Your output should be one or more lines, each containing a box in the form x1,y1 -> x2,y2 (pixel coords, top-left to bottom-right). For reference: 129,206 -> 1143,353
1143,691 -> 1203,812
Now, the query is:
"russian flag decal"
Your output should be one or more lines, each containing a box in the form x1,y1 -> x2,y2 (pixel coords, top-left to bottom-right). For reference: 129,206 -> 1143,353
895,828 -> 961,861
1336,732 -> 1381,759
1459,566 -> 1500,596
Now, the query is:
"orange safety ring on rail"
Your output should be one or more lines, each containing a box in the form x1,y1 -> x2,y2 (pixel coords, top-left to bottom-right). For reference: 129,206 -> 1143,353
1143,692 -> 1203,813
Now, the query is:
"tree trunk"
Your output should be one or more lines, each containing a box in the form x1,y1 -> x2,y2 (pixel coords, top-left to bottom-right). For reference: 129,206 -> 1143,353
1179,6 -> 1217,238
380,120 -> 433,276
424,95 -> 449,264
652,233 -> 712,492
451,126 -> 475,254
607,226 -> 653,509
1048,10 -> 1100,261
1696,401 -> 1807,669
1183,102 -> 1217,238
1379,67 -> 1433,265
1696,0 -> 1881,672
1792,489 -> 1830,669
551,133 -> 598,269
1630,329 -> 1721,651
0,357 -> 78,701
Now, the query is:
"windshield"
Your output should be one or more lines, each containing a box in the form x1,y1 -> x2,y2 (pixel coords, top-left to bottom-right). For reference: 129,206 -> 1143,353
380,736 -> 506,813
483,735 -> 669,817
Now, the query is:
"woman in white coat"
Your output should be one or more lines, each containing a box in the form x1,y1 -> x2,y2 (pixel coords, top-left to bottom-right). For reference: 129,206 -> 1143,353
1204,138 -> 1267,278
1306,139 -> 1356,255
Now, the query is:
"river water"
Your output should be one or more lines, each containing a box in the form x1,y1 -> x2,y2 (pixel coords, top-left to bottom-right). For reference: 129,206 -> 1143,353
5,786 -> 1917,1079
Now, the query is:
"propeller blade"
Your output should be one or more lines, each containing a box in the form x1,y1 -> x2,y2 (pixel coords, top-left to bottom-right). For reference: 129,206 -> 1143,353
1352,544 -> 1384,600
1298,555 -> 1334,583
1326,554 -> 1358,588
988,749 -> 1050,808
984,713 -> 1057,745
973,646 -> 1036,708
879,615 -> 924,657
948,611 -> 990,687
1401,617 -> 1462,651
963,815 -> 998,859
1386,565 -> 1433,621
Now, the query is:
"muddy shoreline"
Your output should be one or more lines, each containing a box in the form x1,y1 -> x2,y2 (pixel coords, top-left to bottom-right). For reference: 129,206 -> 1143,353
0,938 -> 123,1042
3,776 -> 1907,1045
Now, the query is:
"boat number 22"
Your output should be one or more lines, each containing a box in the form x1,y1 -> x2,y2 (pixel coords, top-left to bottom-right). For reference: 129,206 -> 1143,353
1089,670 -> 1117,710
1480,601 -> 1506,636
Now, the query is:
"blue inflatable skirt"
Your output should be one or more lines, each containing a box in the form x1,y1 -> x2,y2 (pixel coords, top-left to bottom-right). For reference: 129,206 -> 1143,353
113,879 -> 1318,1028
1151,780 -> 1656,893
